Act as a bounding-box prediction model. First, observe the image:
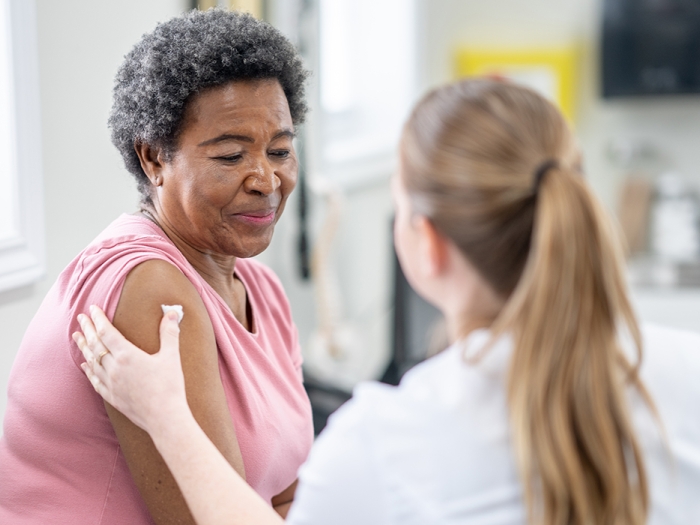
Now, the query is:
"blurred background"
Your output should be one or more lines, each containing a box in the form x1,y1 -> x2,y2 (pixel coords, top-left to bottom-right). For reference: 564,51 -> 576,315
1,0 -> 700,430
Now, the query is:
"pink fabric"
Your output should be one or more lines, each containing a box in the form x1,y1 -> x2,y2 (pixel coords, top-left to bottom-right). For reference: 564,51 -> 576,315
0,214 -> 314,524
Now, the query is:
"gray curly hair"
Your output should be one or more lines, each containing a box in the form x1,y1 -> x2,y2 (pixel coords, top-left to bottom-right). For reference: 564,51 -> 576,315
109,9 -> 309,202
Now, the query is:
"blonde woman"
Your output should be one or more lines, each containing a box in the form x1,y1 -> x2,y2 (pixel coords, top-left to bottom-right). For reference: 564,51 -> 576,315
75,79 -> 700,525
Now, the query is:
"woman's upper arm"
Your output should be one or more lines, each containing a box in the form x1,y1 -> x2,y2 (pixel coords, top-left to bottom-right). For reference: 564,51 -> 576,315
108,259 -> 245,525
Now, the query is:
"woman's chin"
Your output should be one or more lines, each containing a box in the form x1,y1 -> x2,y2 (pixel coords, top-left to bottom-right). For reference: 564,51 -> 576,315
228,237 -> 274,259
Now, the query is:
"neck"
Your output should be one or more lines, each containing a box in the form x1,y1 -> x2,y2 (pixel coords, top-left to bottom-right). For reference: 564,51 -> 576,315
139,206 -> 252,331
445,310 -> 498,343
438,251 -> 505,343
139,207 -> 238,291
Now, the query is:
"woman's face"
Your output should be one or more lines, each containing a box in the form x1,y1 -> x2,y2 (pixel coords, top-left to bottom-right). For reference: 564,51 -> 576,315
153,79 -> 297,258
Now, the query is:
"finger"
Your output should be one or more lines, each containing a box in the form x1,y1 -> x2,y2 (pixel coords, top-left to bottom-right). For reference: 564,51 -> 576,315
158,309 -> 182,359
89,305 -> 135,358
83,364 -> 112,404
73,331 -> 94,366
160,304 -> 183,324
74,330 -> 110,385
77,312 -> 114,374
77,313 -> 114,371
81,362 -> 96,385
77,313 -> 102,359
83,362 -> 101,390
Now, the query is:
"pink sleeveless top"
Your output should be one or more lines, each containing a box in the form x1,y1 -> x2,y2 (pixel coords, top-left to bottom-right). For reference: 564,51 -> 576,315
0,214 -> 314,524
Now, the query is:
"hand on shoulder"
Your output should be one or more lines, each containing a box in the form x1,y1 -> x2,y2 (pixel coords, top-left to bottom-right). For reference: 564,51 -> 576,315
74,304 -> 189,438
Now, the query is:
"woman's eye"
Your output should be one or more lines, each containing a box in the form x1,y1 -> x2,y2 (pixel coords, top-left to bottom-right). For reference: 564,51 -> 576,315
218,154 -> 242,163
269,150 -> 290,159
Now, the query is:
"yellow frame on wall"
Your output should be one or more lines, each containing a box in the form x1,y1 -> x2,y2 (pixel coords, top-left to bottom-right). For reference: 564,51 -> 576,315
455,47 -> 578,122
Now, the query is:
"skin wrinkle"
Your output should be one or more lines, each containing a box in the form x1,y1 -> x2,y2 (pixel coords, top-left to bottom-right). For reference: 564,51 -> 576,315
198,130 -> 296,148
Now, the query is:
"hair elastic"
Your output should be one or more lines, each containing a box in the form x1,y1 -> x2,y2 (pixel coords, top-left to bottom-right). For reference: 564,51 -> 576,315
533,159 -> 559,193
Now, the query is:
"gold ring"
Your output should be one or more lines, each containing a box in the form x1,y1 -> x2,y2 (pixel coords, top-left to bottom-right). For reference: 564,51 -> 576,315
96,350 -> 110,366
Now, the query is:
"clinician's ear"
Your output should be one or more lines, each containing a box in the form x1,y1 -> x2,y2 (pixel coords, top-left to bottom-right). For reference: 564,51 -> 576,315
134,142 -> 166,187
414,216 -> 450,278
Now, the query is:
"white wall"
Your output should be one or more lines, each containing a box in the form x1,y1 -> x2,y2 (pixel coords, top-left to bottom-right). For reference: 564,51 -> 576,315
0,0 -> 187,428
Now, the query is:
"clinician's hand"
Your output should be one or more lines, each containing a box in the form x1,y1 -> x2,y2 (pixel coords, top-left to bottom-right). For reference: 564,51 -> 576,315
73,305 -> 191,437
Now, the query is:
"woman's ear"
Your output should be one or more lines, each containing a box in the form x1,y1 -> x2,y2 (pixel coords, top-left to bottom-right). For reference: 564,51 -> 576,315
414,216 -> 450,278
134,142 -> 165,187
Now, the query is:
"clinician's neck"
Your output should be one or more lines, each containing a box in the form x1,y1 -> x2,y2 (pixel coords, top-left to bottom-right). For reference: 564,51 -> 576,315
445,309 -> 499,344
438,260 -> 505,344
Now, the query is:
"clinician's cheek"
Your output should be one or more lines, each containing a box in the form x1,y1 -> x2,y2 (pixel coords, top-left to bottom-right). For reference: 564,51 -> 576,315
394,215 -> 420,291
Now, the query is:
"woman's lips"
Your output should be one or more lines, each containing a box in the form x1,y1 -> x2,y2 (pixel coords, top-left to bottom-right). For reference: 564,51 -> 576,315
232,210 -> 276,226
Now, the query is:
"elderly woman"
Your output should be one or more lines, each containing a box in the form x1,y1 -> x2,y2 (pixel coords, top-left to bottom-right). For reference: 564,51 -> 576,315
0,9 -> 313,525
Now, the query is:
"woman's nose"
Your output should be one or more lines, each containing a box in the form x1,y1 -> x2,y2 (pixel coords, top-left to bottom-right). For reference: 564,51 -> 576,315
244,161 -> 281,196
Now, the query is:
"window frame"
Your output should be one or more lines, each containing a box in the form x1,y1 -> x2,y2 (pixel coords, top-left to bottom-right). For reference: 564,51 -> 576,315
0,0 -> 44,293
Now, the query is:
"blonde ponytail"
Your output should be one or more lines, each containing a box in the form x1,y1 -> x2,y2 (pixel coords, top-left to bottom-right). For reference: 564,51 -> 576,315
497,165 -> 648,524
402,79 -> 651,525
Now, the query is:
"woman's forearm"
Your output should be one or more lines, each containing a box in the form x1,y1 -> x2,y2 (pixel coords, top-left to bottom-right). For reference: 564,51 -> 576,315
152,411 -> 284,525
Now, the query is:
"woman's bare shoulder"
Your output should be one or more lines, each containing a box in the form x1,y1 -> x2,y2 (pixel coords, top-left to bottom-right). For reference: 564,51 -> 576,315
114,259 -> 214,356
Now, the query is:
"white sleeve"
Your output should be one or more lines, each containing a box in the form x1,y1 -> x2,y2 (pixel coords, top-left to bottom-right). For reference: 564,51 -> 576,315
286,393 -> 391,525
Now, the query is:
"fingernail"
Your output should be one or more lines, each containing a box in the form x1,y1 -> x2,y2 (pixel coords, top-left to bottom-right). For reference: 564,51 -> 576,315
161,304 -> 183,324
89,305 -> 97,313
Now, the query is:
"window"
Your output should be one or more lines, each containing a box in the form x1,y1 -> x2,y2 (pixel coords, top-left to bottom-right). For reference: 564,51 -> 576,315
0,0 -> 44,292
314,0 -> 416,188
